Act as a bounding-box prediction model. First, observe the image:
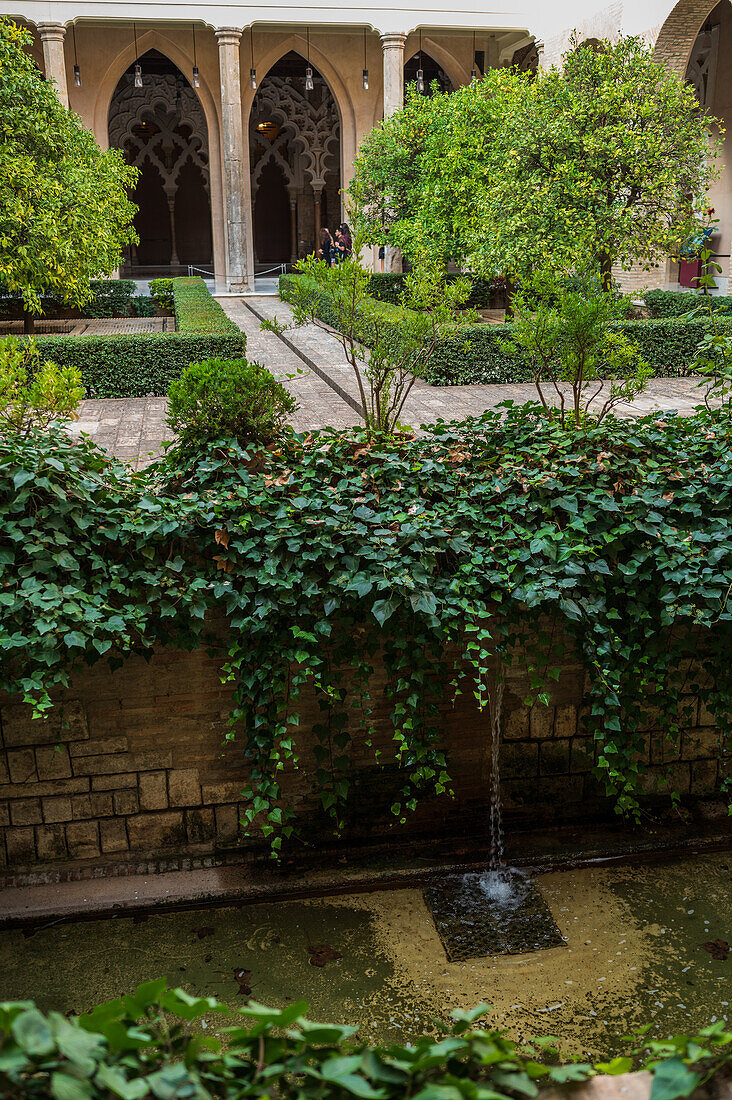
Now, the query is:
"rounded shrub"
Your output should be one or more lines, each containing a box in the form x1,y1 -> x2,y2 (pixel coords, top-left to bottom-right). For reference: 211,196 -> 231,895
166,357 -> 297,446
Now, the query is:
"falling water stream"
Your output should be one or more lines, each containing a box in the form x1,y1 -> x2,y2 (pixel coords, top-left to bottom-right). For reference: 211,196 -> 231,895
488,675 -> 505,873
423,671 -> 565,957
480,674 -> 518,905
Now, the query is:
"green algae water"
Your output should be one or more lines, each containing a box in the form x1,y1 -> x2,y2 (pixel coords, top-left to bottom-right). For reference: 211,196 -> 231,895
0,852 -> 728,1056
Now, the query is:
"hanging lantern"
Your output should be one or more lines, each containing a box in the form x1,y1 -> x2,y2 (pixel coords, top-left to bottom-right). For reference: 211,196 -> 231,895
191,25 -> 200,88
250,28 -> 257,89
305,28 -> 314,91
132,23 -> 142,86
416,30 -> 424,93
362,28 -> 369,90
72,25 -> 82,86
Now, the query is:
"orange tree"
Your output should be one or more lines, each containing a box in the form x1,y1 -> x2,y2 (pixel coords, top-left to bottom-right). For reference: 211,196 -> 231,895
350,37 -> 718,287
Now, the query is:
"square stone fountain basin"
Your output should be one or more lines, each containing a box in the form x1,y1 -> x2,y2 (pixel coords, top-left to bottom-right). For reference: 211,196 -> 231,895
423,869 -> 565,961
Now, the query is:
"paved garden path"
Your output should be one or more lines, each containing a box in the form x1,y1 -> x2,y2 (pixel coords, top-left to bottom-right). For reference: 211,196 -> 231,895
71,294 -> 716,469
240,296 -> 716,424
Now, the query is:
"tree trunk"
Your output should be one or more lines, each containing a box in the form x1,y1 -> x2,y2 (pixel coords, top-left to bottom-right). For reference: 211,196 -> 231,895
599,253 -> 613,292
22,305 -> 35,334
504,276 -> 516,320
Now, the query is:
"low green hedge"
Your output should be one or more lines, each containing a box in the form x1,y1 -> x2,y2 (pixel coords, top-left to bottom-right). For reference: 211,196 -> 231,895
644,289 -> 732,317
281,275 -> 718,385
0,278 -> 138,320
367,271 -> 502,308
27,277 -> 245,398
150,277 -> 174,311
172,276 -> 242,336
33,333 -> 245,398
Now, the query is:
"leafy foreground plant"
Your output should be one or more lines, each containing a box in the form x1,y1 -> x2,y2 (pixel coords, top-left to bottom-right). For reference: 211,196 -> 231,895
504,275 -> 651,426
1,980 -> 731,1100
167,358 -> 297,447
269,246 -> 470,434
2,407 -> 732,855
0,18 -> 138,330
0,337 -> 84,437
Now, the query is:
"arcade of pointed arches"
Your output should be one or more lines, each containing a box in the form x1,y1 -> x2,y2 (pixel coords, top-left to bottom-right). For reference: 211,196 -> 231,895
19,5 -> 732,286
104,40 -> 494,274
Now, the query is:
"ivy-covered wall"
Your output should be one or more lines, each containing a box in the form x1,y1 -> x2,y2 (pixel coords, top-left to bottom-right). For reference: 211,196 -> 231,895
0,629 -> 723,880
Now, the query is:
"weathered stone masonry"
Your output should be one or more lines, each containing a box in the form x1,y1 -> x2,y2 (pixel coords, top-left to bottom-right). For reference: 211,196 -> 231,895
0,638 -> 726,880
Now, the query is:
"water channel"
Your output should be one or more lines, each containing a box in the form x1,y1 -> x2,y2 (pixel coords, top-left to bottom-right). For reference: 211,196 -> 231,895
1,851 -> 728,1057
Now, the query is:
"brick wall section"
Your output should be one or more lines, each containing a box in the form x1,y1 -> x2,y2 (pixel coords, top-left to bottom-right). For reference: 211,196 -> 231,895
0,637 -> 726,875
613,261 -> 676,296
653,0 -> 716,75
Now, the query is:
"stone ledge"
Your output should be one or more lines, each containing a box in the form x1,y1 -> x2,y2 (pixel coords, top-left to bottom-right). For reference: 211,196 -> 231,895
0,816 -> 729,927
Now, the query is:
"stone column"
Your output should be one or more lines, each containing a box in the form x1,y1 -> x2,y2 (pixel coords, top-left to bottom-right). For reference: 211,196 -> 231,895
164,186 -> 179,267
216,28 -> 251,291
312,184 -> 324,251
287,187 -> 298,263
380,33 -> 406,272
380,33 -> 406,118
38,23 -> 69,108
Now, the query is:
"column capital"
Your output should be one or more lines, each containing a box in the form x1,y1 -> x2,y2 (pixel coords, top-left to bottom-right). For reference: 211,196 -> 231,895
380,32 -> 407,51
37,21 -> 66,41
215,27 -> 243,46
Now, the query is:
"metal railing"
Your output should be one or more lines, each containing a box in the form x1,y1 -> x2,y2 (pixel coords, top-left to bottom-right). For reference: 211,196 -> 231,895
186,263 -> 287,280
254,263 -> 288,277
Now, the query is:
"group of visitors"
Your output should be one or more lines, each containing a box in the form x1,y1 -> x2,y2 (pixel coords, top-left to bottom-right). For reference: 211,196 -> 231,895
318,223 -> 352,265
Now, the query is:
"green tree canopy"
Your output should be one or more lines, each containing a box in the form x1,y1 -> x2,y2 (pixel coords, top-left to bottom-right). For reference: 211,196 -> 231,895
0,18 -> 138,321
350,37 -> 718,285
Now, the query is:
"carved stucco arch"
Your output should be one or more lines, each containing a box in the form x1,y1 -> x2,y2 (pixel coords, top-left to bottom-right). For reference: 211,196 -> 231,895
407,35 -> 468,89
109,74 -> 210,193
250,128 -> 296,195
251,72 -> 340,194
652,0 -> 721,75
93,28 -> 225,279
242,33 -> 355,222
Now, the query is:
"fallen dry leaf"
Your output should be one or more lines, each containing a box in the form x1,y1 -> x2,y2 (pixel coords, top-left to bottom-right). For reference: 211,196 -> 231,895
308,942 -> 342,968
702,939 -> 729,961
233,967 -> 253,995
213,555 -> 235,573
193,926 -> 215,940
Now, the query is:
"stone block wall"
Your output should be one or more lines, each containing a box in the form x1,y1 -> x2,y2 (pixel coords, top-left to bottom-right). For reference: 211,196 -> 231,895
0,637 -> 726,879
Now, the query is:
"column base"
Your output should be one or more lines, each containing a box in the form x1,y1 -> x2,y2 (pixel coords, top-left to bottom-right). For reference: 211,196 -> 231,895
228,276 -> 255,294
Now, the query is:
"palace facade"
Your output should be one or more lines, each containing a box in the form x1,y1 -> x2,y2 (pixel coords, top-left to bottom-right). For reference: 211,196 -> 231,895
6,0 -> 732,293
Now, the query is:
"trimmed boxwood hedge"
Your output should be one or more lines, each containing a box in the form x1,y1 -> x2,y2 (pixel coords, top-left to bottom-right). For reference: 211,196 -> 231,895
0,278 -> 138,320
367,271 -> 502,309
281,274 -> 721,385
27,277 -> 245,398
644,289 -> 732,318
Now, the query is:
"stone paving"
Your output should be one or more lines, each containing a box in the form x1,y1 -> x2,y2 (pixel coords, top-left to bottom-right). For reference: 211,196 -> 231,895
70,398 -> 175,470
221,298 -> 362,432
0,316 -> 172,336
241,296 -> 716,425
69,293 -> 716,469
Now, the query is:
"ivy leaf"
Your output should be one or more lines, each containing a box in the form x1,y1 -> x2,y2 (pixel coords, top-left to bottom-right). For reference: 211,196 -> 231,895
649,1058 -> 702,1100
371,598 -> 398,625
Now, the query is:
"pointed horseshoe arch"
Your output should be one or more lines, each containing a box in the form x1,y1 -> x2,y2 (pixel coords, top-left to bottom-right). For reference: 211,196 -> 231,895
248,48 -> 343,267
652,0 -> 720,75
94,28 -> 225,280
